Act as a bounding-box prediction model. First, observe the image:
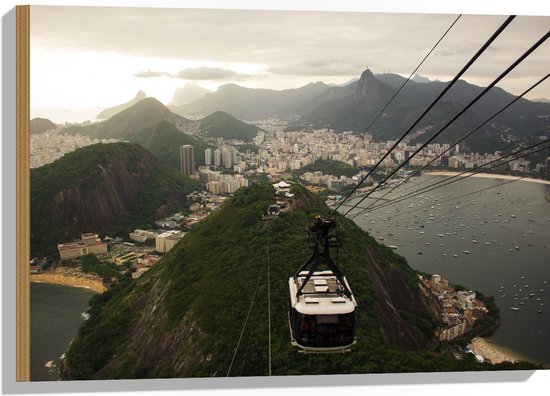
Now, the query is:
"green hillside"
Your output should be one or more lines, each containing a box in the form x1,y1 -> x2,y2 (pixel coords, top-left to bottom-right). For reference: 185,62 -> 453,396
30,142 -> 201,257
199,111 -> 260,142
64,182 -> 536,379
126,121 -> 211,170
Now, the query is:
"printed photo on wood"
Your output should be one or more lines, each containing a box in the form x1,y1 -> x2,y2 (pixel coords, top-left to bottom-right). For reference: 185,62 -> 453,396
19,4 -> 550,384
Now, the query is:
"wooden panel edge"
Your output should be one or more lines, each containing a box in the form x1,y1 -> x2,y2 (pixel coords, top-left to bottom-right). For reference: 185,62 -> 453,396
16,4 -> 30,383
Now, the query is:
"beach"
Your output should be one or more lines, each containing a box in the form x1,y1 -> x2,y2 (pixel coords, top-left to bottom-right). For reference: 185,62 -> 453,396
30,267 -> 107,293
425,171 -> 550,185
467,337 -> 532,364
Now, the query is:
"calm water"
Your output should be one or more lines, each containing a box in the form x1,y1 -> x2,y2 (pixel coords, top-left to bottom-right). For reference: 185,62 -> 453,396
348,174 -> 550,364
30,282 -> 95,381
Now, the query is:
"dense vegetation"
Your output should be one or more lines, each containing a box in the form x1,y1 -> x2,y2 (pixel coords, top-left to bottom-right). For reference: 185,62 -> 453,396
30,142 -> 201,257
199,111 -> 260,142
65,182 -> 538,379
295,159 -> 359,178
125,121 -> 211,170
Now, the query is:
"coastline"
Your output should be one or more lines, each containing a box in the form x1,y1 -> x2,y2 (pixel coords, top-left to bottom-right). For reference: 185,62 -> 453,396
30,267 -> 107,293
425,171 -> 550,185
467,337 -> 536,365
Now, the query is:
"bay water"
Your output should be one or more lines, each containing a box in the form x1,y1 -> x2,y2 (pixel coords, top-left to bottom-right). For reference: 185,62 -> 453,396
349,174 -> 550,364
30,282 -> 95,381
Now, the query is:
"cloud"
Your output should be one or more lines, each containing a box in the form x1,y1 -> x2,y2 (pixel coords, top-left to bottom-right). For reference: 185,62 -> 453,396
174,67 -> 252,81
133,66 -> 254,81
30,7 -> 550,97
133,70 -> 167,78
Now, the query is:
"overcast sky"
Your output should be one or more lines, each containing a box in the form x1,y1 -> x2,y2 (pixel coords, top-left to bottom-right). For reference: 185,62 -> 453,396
30,5 -> 550,123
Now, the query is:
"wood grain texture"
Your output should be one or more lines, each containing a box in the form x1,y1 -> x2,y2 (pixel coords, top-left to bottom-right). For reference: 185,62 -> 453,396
16,4 -> 30,382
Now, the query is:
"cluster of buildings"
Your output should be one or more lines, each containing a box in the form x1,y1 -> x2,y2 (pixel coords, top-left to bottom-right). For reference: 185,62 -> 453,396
57,233 -> 108,261
194,166 -> 249,194
204,145 -> 239,169
52,231 -> 169,279
419,274 -> 489,342
194,120 -> 549,185
300,171 -> 365,191
30,129 -> 119,168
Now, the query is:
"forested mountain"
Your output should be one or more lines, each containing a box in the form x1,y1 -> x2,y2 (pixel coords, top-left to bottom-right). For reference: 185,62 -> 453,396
30,142 -> 200,256
64,97 -> 195,139
64,183 -> 534,379
125,121 -> 211,169
198,111 -> 261,142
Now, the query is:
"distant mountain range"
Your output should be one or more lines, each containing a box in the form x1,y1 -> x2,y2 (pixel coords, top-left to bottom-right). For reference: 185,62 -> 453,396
173,69 -> 550,153
66,68 -> 549,155
168,83 -> 211,107
173,81 -> 330,121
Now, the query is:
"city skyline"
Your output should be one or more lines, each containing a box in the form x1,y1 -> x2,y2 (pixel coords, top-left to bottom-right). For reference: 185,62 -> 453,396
30,5 -> 550,123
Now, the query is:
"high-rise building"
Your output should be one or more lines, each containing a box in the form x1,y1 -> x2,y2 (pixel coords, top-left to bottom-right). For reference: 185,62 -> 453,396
180,145 -> 195,176
213,148 -> 221,167
205,148 -> 212,166
222,146 -> 233,168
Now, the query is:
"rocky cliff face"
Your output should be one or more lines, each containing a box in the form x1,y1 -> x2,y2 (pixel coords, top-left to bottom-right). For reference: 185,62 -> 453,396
355,69 -> 392,106
363,246 -> 437,350
30,143 -> 199,256
49,153 -> 149,236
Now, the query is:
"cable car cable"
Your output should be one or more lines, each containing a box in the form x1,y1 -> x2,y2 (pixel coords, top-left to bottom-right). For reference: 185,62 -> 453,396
366,175 -> 526,222
347,139 -> 550,217
227,273 -> 262,377
344,126 -> 548,213
267,230 -> 272,376
389,127 -> 550,198
347,139 -> 550,216
335,14 -> 463,172
340,30 -> 550,219
354,73 -> 550,214
330,15 -> 516,217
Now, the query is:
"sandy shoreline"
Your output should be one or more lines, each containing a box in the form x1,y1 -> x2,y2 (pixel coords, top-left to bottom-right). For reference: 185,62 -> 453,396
30,268 -> 107,293
425,171 -> 550,185
467,337 -> 534,365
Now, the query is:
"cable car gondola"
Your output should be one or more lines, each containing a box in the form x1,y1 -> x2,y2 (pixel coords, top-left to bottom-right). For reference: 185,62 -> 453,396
288,217 -> 357,353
